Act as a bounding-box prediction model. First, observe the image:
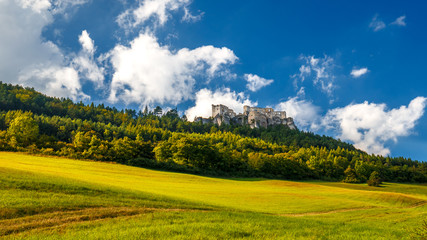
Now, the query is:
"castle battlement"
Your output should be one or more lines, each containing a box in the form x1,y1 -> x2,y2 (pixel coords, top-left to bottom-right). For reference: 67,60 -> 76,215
195,104 -> 296,129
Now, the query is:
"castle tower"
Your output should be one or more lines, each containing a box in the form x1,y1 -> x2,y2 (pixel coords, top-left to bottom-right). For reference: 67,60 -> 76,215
243,105 -> 251,115
212,104 -> 227,118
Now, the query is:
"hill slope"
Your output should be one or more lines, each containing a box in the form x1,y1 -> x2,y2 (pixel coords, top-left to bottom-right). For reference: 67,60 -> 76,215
1,152 -> 426,239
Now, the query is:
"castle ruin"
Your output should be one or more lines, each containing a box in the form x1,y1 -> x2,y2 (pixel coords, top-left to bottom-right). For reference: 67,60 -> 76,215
195,104 -> 296,129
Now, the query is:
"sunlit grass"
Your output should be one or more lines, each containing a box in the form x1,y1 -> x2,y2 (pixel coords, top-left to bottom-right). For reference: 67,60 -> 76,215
0,152 -> 426,239
8,208 -> 427,240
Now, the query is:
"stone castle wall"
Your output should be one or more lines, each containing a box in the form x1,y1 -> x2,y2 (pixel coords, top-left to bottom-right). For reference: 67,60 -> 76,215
196,104 -> 296,129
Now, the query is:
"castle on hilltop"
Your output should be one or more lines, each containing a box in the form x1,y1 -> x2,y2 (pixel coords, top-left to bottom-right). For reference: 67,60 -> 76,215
195,104 -> 297,129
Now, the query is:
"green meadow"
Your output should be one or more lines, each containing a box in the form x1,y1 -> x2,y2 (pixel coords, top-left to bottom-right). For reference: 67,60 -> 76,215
0,152 -> 426,239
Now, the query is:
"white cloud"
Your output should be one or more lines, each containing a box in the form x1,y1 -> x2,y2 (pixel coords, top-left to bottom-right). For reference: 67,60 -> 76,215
369,15 -> 386,32
244,74 -> 274,92
369,14 -> 406,32
78,30 -> 95,54
182,6 -> 203,23
0,0 -> 54,82
322,97 -> 427,156
107,32 -> 238,106
52,0 -> 88,11
185,88 -> 256,121
391,15 -> 406,26
16,0 -> 88,15
19,30 -> 104,100
275,96 -> 321,129
350,67 -> 369,78
0,0 -> 91,100
72,30 -> 105,88
117,0 -> 195,30
19,66 -> 89,101
292,55 -> 336,96
17,0 -> 51,13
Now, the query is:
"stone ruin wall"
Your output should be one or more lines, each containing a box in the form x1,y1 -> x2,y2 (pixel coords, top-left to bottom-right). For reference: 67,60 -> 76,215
196,104 -> 296,130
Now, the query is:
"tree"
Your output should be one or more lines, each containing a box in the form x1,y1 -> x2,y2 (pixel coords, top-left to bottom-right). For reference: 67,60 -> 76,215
367,171 -> 382,187
165,108 -> 179,118
172,136 -> 220,169
210,126 -> 218,133
154,141 -> 173,162
73,131 -> 92,152
7,112 -> 39,147
343,166 -> 360,183
154,106 -> 162,116
143,106 -> 149,116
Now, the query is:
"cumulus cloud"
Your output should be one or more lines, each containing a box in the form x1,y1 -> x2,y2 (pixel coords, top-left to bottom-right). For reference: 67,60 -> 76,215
0,0 -> 91,100
107,32 -> 238,106
0,0 -> 54,82
117,0 -> 197,30
350,67 -> 369,78
275,96 -> 321,129
78,30 -> 95,54
391,15 -> 406,26
72,30 -> 105,88
244,74 -> 274,92
19,66 -> 88,100
185,88 -> 256,121
16,0 -> 88,15
292,55 -> 336,96
18,30 -> 104,100
17,0 -> 51,13
322,97 -> 427,156
369,15 -> 386,32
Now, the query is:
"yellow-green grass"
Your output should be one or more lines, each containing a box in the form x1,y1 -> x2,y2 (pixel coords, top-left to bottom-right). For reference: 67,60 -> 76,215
0,152 -> 426,239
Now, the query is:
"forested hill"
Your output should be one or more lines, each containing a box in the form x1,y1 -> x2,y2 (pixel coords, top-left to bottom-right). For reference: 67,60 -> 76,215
0,81 -> 426,183
0,81 -> 355,151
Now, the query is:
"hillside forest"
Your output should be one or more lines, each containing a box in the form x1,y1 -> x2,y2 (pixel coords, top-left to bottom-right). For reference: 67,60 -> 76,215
0,82 -> 426,183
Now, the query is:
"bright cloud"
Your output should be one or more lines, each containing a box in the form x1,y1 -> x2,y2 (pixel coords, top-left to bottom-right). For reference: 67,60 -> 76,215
182,6 -> 203,23
244,74 -> 274,92
292,55 -> 336,96
185,88 -> 256,121
0,0 -> 91,100
19,66 -> 88,100
16,0 -> 88,15
275,96 -> 321,129
350,68 -> 369,78
391,15 -> 406,26
369,14 -> 407,32
72,30 -> 105,88
369,15 -> 386,32
78,30 -> 95,54
322,97 -> 427,156
117,0 -> 196,30
17,0 -> 51,13
0,0 -> 55,82
108,32 -> 238,106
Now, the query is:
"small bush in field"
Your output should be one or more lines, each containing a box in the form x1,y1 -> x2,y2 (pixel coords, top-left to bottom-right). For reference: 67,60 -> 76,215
367,171 -> 382,187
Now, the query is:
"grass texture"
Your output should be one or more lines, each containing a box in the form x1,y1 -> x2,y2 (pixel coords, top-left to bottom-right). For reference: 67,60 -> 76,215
0,152 -> 426,239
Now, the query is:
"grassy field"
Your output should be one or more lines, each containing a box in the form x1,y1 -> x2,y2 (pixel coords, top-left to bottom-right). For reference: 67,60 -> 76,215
0,152 -> 426,239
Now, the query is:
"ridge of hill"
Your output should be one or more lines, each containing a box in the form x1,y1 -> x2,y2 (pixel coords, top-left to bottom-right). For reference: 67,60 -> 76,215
0,81 -> 426,183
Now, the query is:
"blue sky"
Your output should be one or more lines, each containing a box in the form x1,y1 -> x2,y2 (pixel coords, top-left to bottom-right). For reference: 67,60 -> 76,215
1,0 -> 426,160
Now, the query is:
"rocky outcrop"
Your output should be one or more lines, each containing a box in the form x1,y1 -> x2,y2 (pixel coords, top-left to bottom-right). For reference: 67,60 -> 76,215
195,104 -> 297,130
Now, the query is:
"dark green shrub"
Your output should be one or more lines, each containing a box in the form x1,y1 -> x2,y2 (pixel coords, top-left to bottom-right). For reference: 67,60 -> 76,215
367,171 -> 382,187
